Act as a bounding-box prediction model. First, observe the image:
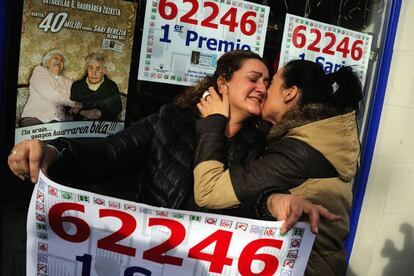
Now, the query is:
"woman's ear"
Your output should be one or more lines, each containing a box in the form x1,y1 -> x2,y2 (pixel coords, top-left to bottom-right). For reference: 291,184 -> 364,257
283,86 -> 299,103
216,77 -> 226,94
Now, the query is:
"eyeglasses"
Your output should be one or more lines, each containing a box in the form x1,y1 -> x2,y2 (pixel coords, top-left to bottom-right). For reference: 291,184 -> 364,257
87,66 -> 105,73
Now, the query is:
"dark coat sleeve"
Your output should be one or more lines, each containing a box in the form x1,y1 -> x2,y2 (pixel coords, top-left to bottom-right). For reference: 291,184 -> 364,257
230,138 -> 312,201
48,112 -> 158,181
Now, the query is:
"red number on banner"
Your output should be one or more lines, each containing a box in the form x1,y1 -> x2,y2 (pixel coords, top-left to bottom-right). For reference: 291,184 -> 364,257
238,239 -> 283,276
158,0 -> 178,20
49,203 -> 90,243
240,11 -> 257,36
308,28 -> 322,51
220,7 -> 239,33
201,2 -> 219,29
188,230 -> 233,273
322,32 -> 336,55
97,209 -> 137,257
180,0 -> 198,24
351,40 -> 364,61
336,37 -> 350,58
143,218 -> 185,266
292,25 -> 307,48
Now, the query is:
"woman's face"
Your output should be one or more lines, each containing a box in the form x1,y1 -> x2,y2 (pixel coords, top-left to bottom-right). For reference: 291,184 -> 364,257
225,58 -> 269,120
47,54 -> 64,75
261,67 -> 294,125
87,60 -> 106,84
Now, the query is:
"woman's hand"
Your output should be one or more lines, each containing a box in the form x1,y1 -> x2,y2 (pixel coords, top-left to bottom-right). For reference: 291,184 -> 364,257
69,107 -> 80,115
7,139 -> 58,183
197,86 -> 230,118
80,108 -> 102,119
73,101 -> 83,109
266,193 -> 341,235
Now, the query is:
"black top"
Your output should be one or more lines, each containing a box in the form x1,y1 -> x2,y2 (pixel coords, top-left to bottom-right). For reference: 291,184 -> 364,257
70,75 -> 122,121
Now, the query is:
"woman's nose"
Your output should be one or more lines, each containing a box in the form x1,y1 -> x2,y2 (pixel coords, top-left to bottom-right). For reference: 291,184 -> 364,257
257,81 -> 267,93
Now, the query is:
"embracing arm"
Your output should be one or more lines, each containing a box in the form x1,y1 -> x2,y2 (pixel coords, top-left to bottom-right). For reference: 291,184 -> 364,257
193,114 -> 239,208
194,114 -> 309,209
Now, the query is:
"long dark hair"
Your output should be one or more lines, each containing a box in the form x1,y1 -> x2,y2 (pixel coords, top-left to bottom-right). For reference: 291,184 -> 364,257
175,50 -> 266,108
282,60 -> 363,114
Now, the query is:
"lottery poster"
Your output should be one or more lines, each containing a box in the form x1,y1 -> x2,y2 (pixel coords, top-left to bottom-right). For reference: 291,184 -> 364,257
15,0 -> 137,143
27,171 -> 315,276
279,13 -> 373,85
138,0 -> 270,86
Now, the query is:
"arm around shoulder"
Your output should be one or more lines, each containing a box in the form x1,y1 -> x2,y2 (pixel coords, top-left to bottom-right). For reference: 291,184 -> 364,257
194,160 -> 239,209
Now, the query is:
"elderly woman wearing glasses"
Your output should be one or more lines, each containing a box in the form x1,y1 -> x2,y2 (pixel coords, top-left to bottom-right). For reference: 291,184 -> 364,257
69,52 -> 122,121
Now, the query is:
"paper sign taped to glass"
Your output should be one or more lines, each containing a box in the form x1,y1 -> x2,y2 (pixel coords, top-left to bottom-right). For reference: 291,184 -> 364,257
279,13 -> 373,86
27,171 -> 315,276
15,0 -> 137,142
138,0 -> 270,86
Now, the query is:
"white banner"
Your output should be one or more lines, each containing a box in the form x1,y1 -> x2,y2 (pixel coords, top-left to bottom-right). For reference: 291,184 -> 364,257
138,0 -> 270,86
27,172 -> 315,275
15,121 -> 124,143
279,14 -> 372,85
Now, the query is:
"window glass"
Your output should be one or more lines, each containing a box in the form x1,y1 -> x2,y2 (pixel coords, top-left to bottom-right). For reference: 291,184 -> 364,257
1,1 -> 392,275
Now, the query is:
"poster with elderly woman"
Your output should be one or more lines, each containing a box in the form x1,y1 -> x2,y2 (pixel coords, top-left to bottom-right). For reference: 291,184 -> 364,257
15,0 -> 137,143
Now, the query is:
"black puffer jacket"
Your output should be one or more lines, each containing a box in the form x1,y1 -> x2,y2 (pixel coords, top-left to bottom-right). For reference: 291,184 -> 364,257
49,104 -> 266,216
